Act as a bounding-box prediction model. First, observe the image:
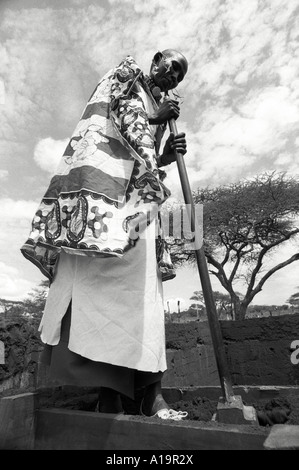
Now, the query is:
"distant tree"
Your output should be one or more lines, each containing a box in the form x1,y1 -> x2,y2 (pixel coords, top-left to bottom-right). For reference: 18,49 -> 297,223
22,280 -> 49,316
189,290 -> 239,319
287,289 -> 299,307
190,291 -> 204,304
169,172 -> 299,320
0,302 -> 24,324
0,298 -> 24,315
281,304 -> 290,311
212,291 -> 234,320
189,303 -> 204,314
189,291 -> 204,319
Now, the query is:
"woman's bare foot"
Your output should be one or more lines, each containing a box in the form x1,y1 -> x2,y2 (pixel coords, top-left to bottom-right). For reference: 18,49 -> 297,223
141,381 -> 169,416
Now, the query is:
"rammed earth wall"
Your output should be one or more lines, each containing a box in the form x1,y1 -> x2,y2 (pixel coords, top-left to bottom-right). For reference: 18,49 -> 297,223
163,314 -> 299,388
1,313 -> 299,394
0,319 -> 42,393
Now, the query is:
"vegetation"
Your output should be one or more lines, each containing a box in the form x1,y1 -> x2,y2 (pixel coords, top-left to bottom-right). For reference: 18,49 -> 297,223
165,292 -> 297,323
22,280 -> 49,316
189,290 -> 235,320
287,289 -> 299,308
167,172 -> 299,320
0,280 -> 49,329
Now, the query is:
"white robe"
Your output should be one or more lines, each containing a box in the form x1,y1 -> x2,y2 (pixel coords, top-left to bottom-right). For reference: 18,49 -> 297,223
39,219 -> 167,373
38,70 -> 168,375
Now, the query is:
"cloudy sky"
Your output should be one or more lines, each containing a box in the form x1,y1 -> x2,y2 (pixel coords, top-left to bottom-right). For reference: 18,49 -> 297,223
1,0 -> 299,309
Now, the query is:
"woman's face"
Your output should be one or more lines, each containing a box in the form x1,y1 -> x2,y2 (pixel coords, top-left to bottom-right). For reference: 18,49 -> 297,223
151,51 -> 187,92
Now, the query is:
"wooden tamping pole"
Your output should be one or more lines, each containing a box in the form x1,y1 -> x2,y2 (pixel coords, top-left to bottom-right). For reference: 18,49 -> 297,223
168,116 -> 235,402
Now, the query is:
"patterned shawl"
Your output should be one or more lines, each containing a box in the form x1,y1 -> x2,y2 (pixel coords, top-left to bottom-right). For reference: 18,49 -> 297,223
21,56 -> 175,282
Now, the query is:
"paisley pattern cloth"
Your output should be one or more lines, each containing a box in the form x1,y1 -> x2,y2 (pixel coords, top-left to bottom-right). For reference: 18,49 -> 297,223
21,56 -> 175,282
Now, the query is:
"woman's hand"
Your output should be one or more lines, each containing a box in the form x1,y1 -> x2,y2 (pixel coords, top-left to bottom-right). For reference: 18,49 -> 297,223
148,99 -> 180,125
158,132 -> 187,167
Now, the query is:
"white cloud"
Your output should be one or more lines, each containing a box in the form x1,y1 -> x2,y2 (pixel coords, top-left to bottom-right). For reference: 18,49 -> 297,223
0,79 -> 5,105
275,153 -> 293,166
34,137 -> 69,174
68,0 -> 92,4
0,198 -> 38,222
198,146 -> 254,183
0,261 -> 35,301
0,199 -> 40,258
200,116 -> 272,156
0,170 -> 8,180
240,87 -> 299,126
234,71 -> 249,85
278,65 -> 298,87
0,198 -> 44,300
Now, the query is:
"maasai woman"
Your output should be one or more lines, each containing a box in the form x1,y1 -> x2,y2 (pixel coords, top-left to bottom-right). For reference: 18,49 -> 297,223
21,49 -> 188,419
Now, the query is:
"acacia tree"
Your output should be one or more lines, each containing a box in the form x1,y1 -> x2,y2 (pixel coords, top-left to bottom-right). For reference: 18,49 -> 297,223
169,172 -> 299,321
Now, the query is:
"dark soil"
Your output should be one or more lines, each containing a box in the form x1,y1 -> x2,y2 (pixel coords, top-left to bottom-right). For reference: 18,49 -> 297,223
251,397 -> 299,426
170,396 -> 217,421
36,386 -> 299,427
169,395 -> 299,426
